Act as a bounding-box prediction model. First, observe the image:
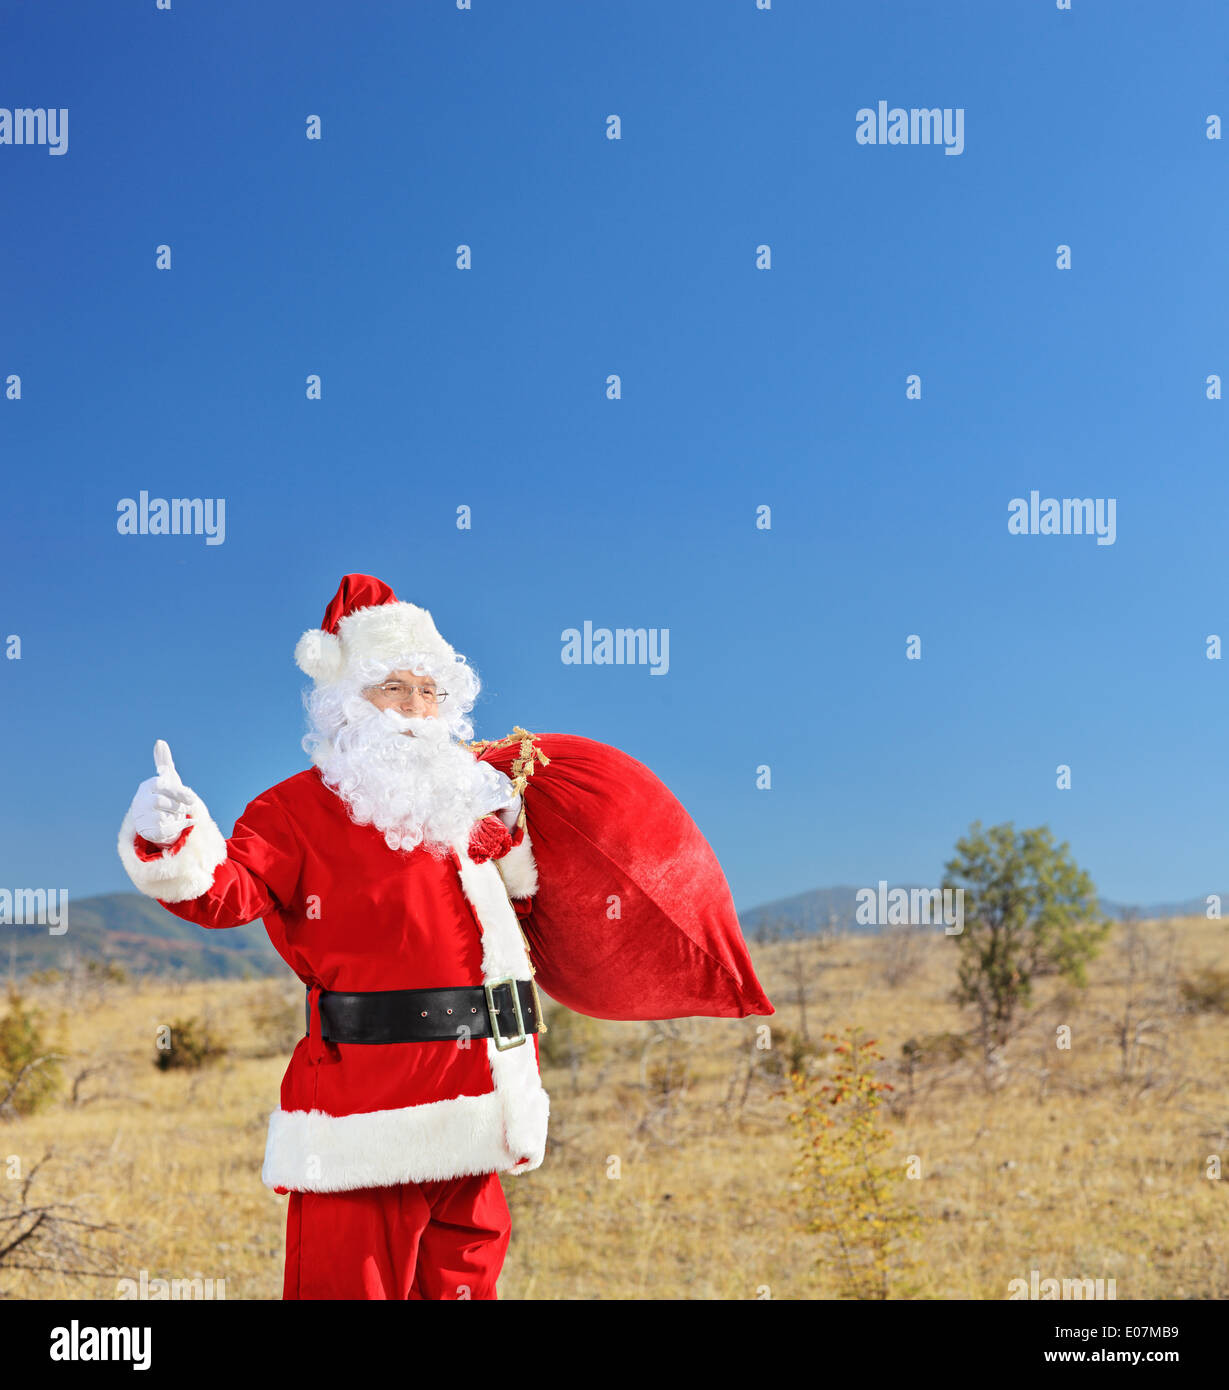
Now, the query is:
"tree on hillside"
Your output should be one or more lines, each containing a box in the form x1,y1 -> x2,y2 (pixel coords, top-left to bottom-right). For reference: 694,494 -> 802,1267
942,822 -> 1109,1076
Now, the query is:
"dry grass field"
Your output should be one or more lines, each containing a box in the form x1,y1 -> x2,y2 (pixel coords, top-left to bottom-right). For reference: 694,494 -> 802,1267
1,916 -> 1226,1300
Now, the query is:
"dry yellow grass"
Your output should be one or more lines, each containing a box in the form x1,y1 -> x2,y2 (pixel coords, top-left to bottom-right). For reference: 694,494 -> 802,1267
2,916 -> 1225,1300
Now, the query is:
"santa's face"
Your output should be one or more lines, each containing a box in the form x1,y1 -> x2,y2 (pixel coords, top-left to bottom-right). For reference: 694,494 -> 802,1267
307,666 -> 510,856
361,669 -> 442,730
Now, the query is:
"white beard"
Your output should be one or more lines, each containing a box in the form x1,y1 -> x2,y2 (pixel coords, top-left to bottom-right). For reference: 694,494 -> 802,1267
311,702 -> 512,856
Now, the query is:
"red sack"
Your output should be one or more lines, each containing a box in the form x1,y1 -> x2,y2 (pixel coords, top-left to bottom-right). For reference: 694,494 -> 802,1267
476,732 -> 774,1022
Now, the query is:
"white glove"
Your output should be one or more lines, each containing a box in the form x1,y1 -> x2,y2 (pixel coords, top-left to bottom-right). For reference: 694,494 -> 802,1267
130,740 -> 197,844
495,793 -> 522,831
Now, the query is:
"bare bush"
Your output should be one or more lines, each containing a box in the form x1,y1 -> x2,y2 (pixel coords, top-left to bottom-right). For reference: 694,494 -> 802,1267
613,1019 -> 699,1148
0,1150 -> 122,1287
874,924 -> 930,988
248,982 -> 303,1058
1179,966 -> 1229,1015
538,1002 -> 607,1095
779,921 -> 840,1042
885,1031 -> 970,1114
1088,916 -> 1186,1098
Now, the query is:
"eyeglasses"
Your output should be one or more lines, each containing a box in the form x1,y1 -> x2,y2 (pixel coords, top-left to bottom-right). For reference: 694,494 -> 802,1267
367,682 -> 448,705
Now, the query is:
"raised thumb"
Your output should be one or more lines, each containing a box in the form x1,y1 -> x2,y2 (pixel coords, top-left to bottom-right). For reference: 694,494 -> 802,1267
152,739 -> 183,786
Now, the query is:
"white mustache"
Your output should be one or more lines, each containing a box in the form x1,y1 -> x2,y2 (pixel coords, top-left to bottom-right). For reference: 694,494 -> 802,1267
379,709 -> 449,743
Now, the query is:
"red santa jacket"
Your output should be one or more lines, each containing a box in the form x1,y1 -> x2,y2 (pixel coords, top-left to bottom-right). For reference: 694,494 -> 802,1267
116,765 -> 548,1195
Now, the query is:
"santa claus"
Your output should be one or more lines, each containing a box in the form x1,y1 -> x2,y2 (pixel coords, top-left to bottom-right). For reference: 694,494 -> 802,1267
116,574 -> 548,1300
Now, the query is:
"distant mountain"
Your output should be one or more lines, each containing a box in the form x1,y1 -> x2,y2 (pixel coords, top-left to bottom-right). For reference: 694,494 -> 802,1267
739,885 -> 887,938
736,884 -> 1227,938
2,892 -> 287,982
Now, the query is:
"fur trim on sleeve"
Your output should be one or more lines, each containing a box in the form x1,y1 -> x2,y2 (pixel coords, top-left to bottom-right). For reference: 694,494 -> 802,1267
494,829 -> 538,900
116,791 -> 228,903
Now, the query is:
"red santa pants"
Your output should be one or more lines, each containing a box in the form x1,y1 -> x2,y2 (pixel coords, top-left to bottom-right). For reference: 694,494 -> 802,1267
282,1172 -> 511,1300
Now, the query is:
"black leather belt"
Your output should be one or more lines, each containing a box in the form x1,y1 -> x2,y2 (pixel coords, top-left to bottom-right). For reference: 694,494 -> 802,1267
307,978 -> 542,1051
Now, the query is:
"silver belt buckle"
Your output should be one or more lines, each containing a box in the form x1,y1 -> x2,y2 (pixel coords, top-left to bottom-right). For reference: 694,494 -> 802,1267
484,977 -> 527,1050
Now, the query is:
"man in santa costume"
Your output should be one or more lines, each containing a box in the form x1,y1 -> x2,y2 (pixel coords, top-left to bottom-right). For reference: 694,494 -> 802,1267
116,574 -> 549,1300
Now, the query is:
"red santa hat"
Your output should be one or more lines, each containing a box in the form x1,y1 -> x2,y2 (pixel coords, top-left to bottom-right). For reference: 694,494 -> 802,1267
294,573 -> 459,687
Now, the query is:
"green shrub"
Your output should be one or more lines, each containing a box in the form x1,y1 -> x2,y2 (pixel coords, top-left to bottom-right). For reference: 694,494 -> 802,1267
155,1017 -> 227,1071
0,987 -> 63,1116
787,1026 -> 923,1299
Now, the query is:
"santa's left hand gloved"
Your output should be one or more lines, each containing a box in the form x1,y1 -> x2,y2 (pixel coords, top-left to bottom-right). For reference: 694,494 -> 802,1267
467,813 -> 513,864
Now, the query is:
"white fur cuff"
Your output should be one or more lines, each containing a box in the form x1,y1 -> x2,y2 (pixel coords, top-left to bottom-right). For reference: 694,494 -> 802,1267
495,830 -> 538,900
261,1082 -> 550,1192
116,791 -> 228,903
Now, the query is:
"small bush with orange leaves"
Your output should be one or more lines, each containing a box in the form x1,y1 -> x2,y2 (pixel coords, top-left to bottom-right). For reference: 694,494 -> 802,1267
785,1025 -> 923,1299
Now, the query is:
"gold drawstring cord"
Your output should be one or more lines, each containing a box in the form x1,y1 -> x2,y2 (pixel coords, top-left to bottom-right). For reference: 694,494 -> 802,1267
466,726 -> 551,831
465,727 -> 550,1034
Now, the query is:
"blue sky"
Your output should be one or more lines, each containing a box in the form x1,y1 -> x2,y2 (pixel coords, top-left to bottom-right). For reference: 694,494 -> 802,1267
2,0 -> 1227,916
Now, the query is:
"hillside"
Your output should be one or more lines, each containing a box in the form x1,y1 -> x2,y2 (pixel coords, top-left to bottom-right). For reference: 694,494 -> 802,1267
4,893 -> 286,982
